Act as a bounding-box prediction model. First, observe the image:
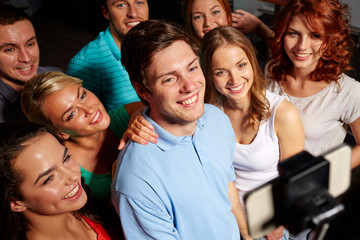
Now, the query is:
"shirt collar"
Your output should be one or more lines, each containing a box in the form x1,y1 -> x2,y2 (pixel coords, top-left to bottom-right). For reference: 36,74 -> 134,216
104,26 -> 121,61
142,106 -> 207,151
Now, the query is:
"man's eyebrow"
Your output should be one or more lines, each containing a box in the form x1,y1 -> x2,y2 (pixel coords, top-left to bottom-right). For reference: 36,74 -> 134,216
0,36 -> 37,49
155,57 -> 199,79
33,147 -> 68,185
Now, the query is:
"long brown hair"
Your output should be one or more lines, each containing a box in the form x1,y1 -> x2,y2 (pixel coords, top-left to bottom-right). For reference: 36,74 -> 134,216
200,26 -> 270,129
268,0 -> 353,83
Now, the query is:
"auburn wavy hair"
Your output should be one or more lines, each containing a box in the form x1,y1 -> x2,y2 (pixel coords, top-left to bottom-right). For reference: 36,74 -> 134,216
200,26 -> 270,129
182,0 -> 233,44
268,0 -> 353,83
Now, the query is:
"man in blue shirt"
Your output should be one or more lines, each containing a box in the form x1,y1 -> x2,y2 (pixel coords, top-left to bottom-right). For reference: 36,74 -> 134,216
67,0 -> 149,110
111,20 -> 245,239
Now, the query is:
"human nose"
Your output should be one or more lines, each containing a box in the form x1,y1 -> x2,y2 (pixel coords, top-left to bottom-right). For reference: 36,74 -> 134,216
79,103 -> 95,116
63,165 -> 80,185
203,15 -> 214,27
18,48 -> 31,63
297,35 -> 308,50
180,76 -> 197,93
227,71 -> 238,84
127,5 -> 138,18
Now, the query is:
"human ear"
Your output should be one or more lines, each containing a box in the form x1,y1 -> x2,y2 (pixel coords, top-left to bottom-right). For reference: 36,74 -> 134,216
102,6 -> 110,21
57,131 -> 70,140
133,82 -> 152,102
10,200 -> 27,212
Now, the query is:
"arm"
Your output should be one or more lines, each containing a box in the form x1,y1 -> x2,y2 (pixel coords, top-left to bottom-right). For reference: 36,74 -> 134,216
274,100 -> 305,161
228,182 -> 253,240
349,117 -> 360,169
232,9 -> 274,46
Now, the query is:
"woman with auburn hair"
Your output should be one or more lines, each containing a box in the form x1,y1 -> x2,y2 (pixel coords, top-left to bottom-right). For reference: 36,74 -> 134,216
266,0 -> 360,168
0,122 -> 111,240
182,0 -> 273,49
200,25 -> 305,240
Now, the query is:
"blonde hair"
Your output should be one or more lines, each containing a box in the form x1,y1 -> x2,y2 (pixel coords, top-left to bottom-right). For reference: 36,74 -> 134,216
21,71 -> 83,133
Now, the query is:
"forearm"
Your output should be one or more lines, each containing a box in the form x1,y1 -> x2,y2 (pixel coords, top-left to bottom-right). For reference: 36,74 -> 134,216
228,182 -> 252,240
351,145 -> 360,169
255,22 -> 274,47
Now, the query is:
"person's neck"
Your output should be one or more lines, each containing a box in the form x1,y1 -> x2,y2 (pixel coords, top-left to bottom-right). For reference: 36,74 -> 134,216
64,129 -> 108,150
291,66 -> 314,83
222,95 -> 253,131
149,112 -> 198,137
109,25 -> 122,49
25,212 -> 92,240
223,93 -> 252,114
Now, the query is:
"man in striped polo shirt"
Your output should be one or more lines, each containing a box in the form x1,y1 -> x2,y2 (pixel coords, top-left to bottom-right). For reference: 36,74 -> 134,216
67,0 -> 149,110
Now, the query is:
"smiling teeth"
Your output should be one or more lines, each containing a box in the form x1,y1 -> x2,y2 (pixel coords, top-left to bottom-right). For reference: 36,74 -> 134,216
127,22 -> 140,26
230,85 -> 242,91
229,83 -> 245,91
91,111 -> 100,124
63,184 -> 79,199
19,66 -> 31,71
295,53 -> 311,57
180,95 -> 197,105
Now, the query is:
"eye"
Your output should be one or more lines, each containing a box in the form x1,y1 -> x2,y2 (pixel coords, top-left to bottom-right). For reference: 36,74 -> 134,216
311,33 -> 322,39
287,30 -> 298,37
212,10 -> 220,16
136,1 -> 145,5
27,40 -> 37,48
64,154 -> 71,163
162,77 -> 175,84
214,70 -> 227,77
80,91 -> 86,100
4,47 -> 15,53
116,2 -> 126,8
239,62 -> 247,68
192,14 -> 203,20
43,175 -> 53,185
189,66 -> 198,72
67,111 -> 75,121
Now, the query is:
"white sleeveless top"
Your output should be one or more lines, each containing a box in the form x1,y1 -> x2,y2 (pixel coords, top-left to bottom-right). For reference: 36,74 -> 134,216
226,90 -> 285,204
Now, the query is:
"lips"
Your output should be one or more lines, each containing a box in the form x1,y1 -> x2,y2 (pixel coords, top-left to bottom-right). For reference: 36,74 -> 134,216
90,110 -> 101,124
179,94 -> 198,106
125,21 -> 141,28
63,183 -> 80,199
17,64 -> 34,73
293,52 -> 312,60
228,82 -> 245,93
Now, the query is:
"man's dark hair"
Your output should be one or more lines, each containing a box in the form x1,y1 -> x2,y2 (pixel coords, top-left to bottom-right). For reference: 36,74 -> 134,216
0,2 -> 31,25
121,19 -> 199,105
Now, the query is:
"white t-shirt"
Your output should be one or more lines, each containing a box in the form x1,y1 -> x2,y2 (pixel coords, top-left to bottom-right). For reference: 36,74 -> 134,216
266,73 -> 360,156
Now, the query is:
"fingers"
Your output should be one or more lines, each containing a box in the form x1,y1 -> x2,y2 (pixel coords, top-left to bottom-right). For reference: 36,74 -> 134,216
235,9 -> 247,15
125,115 -> 158,145
118,137 -> 127,150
